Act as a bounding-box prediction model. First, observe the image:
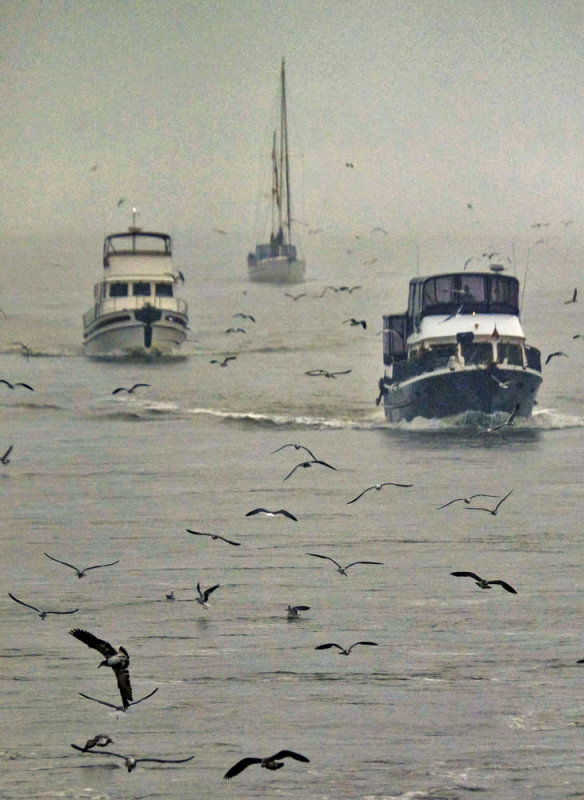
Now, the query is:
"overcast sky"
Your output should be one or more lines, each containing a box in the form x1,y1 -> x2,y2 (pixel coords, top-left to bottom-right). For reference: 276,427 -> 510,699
2,0 -> 583,241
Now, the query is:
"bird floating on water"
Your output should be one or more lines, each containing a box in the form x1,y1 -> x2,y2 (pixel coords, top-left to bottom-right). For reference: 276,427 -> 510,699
0,444 -> 13,464
246,508 -> 298,521
112,383 -> 150,395
70,628 -> 132,709
223,750 -> 309,780
283,459 -> 337,481
450,571 -> 517,594
464,489 -> 513,515
287,604 -> 310,619
165,590 -> 175,600
44,552 -> 119,578
8,592 -> 78,620
315,641 -> 378,655
70,744 -> 194,772
196,582 -> 220,609
78,688 -> 158,711
305,553 -> 383,575
347,481 -> 413,504
187,529 -> 241,546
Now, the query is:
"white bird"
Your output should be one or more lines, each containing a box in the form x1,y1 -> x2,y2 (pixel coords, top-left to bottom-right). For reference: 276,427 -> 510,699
246,508 -> 298,521
271,443 -> 317,460
315,641 -> 378,655
44,552 -> 119,578
438,493 -> 499,510
8,592 -> 78,620
71,744 -> 194,772
347,481 -> 413,504
305,553 -> 383,576
464,488 -> 513,515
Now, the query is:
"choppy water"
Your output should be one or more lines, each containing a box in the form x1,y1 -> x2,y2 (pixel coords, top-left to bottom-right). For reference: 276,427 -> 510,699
1,230 -> 584,800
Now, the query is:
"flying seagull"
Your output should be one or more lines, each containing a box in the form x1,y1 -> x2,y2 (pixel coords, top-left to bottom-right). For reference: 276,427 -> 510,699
482,404 -> 521,433
76,734 -> 113,752
112,383 -> 150,395
70,628 -> 132,709
305,369 -> 352,379
246,508 -> 298,521
465,488 -> 513,515
343,318 -> 367,329
223,750 -> 310,780
78,688 -> 158,711
565,288 -> 578,304
450,571 -> 517,594
0,379 -> 34,390
70,744 -> 194,772
545,351 -> 569,365
8,592 -> 78,620
287,604 -> 310,619
225,327 -> 246,334
186,529 -> 240,546
0,444 -> 13,464
315,641 -> 378,655
283,459 -> 337,481
210,356 -> 237,367
347,481 -> 413,504
305,553 -> 383,576
196,582 -> 220,609
271,443 -> 317,460
234,313 -> 255,322
285,292 -> 307,301
438,493 -> 499,510
44,552 -> 119,578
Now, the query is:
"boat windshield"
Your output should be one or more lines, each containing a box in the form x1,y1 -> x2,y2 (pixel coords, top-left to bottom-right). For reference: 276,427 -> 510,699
411,273 -> 519,321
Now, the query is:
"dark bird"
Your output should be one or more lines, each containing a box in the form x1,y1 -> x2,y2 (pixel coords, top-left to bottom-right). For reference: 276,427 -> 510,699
44,552 -> 119,578
371,226 -> 388,234
283,459 -> 337,481
196,582 -> 220,609
70,628 -> 132,709
450,571 -> 517,594
440,305 -> 463,323
465,488 -> 513,515
165,590 -> 175,600
210,356 -> 237,367
234,313 -> 255,322
345,162 -> 354,168
225,327 -> 246,334
545,351 -> 569,365
482,404 -> 521,433
8,592 -> 78,620
112,383 -> 150,395
186,529 -> 241,546
78,688 -> 158,711
565,288 -> 578,304
77,734 -> 113,751
224,750 -> 309,780
287,604 -> 310,619
305,369 -> 352,379
438,493 -> 499,510
315,641 -> 378,655
271,442 -> 317,460
117,198 -> 126,207
0,444 -> 13,464
305,552 -> 383,576
347,481 -> 413,504
70,744 -> 194,772
0,379 -> 34,390
339,285 -> 362,293
284,292 -> 307,301
343,318 -> 367,329
246,508 -> 297,521
164,271 -> 185,283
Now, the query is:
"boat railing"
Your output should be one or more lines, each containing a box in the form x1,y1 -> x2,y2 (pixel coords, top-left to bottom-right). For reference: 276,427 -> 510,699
85,296 -> 187,325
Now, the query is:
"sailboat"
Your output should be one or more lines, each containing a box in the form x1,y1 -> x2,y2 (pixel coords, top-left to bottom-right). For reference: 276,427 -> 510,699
247,60 -> 306,284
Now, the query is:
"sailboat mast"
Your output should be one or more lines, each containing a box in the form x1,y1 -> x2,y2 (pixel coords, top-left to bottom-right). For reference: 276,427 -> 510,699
281,58 -> 292,245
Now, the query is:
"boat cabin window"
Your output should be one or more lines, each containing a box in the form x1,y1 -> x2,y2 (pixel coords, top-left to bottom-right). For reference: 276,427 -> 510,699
132,282 -> 151,296
489,275 -> 519,311
155,282 -> 173,297
109,282 -> 128,297
411,273 -> 520,319
461,340 -> 494,365
498,342 -> 523,366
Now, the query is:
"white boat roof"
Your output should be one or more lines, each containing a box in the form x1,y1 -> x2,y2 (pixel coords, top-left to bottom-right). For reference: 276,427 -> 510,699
411,313 -> 525,343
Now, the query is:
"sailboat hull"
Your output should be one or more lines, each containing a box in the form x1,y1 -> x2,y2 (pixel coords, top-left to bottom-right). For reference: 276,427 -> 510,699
248,255 -> 305,283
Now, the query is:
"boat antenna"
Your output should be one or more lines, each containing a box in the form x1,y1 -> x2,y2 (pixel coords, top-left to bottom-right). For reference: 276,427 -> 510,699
416,244 -> 420,276
520,246 -> 530,316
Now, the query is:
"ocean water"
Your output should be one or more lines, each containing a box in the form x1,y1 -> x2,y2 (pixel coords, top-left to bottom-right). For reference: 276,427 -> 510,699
1,229 -> 584,800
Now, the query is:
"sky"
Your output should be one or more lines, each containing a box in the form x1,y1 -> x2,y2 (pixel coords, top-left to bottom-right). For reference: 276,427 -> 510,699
1,0 -> 583,243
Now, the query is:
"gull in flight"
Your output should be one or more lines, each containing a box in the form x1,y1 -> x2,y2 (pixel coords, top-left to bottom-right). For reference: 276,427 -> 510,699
284,292 -> 307,301
450,571 -> 517,594
482,404 -> 520,433
70,744 -> 194,772
233,313 -> 255,322
565,288 -> 578,304
305,369 -> 352,379
8,592 -> 78,620
465,489 -> 513,515
287,604 -> 310,619
315,641 -> 378,655
224,749 -> 309,780
44,552 -> 119,578
283,459 -> 337,481
0,444 -> 13,464
438,493 -> 499,510
343,318 -> 367,329
305,553 -> 383,575
272,442 -> 317,460
186,529 -> 240,546
78,688 -> 158,711
76,734 -> 113,752
545,351 -> 569,365
70,628 -> 132,709
347,481 -> 413,504
246,508 -> 298,521
196,582 -> 220,609
112,383 -> 150,395
210,356 -> 237,367
0,379 -> 34,390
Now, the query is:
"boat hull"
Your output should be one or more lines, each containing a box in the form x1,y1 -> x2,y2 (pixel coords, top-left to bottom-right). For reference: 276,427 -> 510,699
381,366 -> 542,423
83,311 -> 188,358
248,255 -> 305,284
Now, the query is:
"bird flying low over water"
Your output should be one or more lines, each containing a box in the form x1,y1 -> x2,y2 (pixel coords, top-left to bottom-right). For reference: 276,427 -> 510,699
287,604 -> 310,619
8,592 -> 78,620
347,481 -> 413,504
78,688 -> 158,711
223,750 -> 310,780
112,383 -> 150,395
70,628 -> 132,709
186,529 -> 241,546
305,553 -> 383,575
565,288 -> 577,304
450,571 -> 517,594
305,369 -> 352,379
481,404 -> 521,433
77,734 -> 113,751
545,351 -> 569,365
464,488 -> 513,515
44,552 -> 120,578
272,442 -> 317,460
196,582 -> 220,609
246,508 -> 298,521
210,356 -> 237,367
284,292 -> 307,301
343,318 -> 367,329
315,641 -> 378,655
225,327 -> 246,334
70,745 -> 194,772
438,493 -> 499,510
0,379 -> 34,390
0,444 -> 13,464
283,459 -> 337,481
233,313 -> 255,322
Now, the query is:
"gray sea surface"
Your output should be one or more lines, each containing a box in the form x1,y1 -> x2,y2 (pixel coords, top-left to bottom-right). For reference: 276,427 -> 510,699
1,230 -> 584,800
